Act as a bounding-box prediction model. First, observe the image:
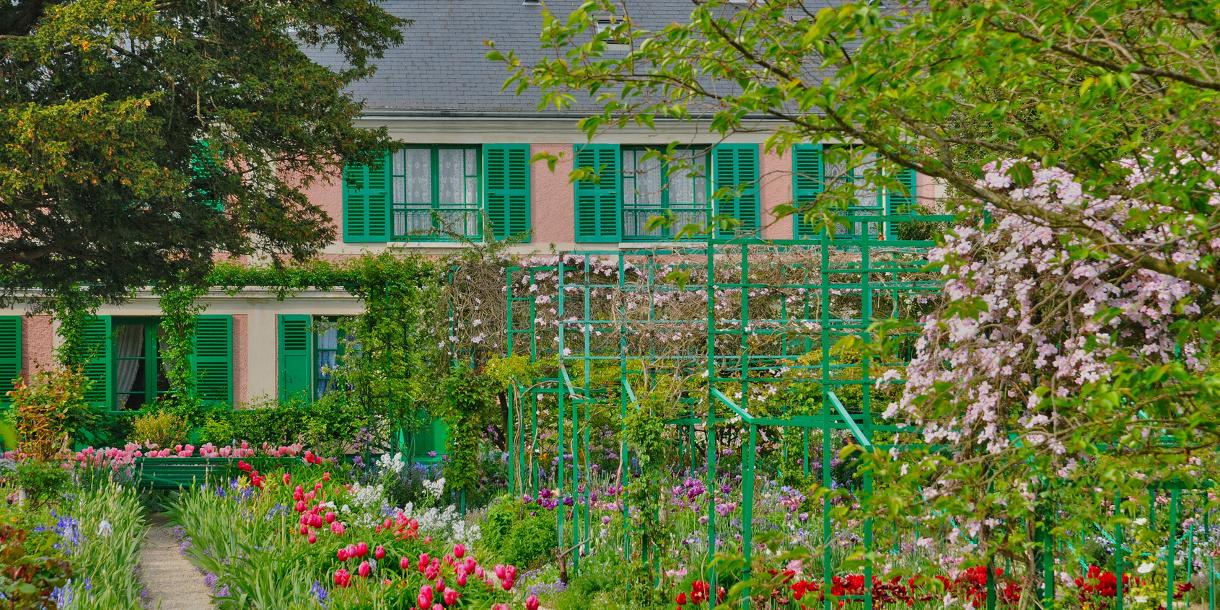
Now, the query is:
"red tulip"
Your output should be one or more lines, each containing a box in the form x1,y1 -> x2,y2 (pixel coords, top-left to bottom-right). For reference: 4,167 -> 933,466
337,548 -> 349,561
282,472 -> 291,485
444,588 -> 459,605
307,532 -> 317,544
357,561 -> 371,578
526,594 -> 540,610
334,568 -> 351,588
453,544 -> 466,558
294,500 -> 307,513
418,553 -> 431,573
325,512 -> 337,524
400,556 -> 411,570
355,542 -> 369,557
374,545 -> 386,560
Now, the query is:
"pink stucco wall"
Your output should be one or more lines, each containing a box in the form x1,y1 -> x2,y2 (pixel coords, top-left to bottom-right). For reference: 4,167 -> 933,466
232,314 -> 247,405
760,147 -> 793,240
293,170 -> 344,242
530,144 -> 575,245
23,315 -> 55,376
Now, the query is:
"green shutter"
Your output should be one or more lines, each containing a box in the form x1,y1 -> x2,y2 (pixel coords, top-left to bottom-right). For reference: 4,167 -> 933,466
887,167 -> 918,215
190,140 -> 223,211
713,144 -> 760,236
792,144 -> 824,238
80,316 -> 111,408
0,317 -> 21,406
573,144 -> 621,243
412,412 -> 449,463
342,151 -> 391,243
483,144 -> 532,241
193,315 -> 232,405
277,314 -> 312,404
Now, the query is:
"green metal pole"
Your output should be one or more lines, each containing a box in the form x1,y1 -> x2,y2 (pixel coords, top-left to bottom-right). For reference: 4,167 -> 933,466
705,244 -> 719,592
741,424 -> 757,609
1167,487 -> 1179,610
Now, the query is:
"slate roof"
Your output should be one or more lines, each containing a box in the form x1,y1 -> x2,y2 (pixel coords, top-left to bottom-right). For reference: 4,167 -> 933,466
305,1 -> 738,117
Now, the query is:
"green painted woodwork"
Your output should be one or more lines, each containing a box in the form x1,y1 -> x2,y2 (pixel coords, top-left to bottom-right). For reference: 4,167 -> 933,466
277,314 -> 313,404
573,144 -> 622,243
80,316 -> 112,408
0,317 -> 20,407
342,151 -> 391,243
483,143 -> 531,241
134,456 -> 300,490
192,315 -> 233,405
792,144 -> 824,238
712,143 -> 760,236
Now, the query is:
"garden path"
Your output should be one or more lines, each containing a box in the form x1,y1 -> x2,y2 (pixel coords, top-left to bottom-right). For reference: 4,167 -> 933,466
139,516 -> 214,610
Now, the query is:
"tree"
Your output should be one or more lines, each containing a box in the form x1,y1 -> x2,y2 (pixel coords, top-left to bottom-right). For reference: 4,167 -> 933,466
0,0 -> 404,303
492,0 -> 1219,594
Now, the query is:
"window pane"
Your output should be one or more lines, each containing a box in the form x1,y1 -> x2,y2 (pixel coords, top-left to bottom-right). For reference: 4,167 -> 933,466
405,148 -> 431,203
391,149 -> 406,203
438,149 -> 465,204
114,325 -> 146,408
631,152 -> 662,205
668,149 -> 702,205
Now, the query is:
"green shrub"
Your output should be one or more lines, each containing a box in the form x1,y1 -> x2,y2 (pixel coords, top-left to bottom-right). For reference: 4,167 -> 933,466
129,410 -> 190,449
481,494 -> 557,569
9,368 -> 94,460
7,460 -> 69,509
0,511 -> 69,607
198,397 -> 377,455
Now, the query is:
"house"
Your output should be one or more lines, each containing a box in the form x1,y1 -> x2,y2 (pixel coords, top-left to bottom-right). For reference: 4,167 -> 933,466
0,1 -> 933,451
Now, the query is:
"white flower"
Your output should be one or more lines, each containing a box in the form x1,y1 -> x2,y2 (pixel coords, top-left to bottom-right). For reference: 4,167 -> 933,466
1132,517 -> 1147,526
1136,562 -> 1155,574
422,477 -> 446,500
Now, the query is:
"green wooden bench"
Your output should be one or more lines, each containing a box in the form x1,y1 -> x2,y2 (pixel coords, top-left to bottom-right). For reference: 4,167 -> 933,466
134,457 -> 301,490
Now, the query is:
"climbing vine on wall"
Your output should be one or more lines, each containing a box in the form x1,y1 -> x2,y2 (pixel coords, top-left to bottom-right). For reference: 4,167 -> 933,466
156,280 -> 208,400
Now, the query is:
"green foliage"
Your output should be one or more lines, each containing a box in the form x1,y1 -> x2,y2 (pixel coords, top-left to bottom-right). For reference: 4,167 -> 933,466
8,459 -> 69,509
196,398 -> 373,456
10,368 -> 94,460
480,494 -> 558,569
129,410 -> 190,449
53,481 -> 149,610
435,364 -> 500,495
0,0 -> 405,305
0,510 -> 69,608
156,280 -> 208,399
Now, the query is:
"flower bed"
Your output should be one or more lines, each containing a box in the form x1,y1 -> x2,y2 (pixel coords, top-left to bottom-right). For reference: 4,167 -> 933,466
169,459 -> 536,609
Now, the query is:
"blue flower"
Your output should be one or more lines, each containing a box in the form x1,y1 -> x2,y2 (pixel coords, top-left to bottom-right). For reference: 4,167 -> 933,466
311,581 -> 329,604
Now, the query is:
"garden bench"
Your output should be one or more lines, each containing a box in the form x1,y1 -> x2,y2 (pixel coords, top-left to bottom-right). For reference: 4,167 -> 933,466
134,457 -> 301,491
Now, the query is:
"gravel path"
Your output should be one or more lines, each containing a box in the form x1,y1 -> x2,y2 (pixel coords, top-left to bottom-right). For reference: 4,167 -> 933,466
139,517 -> 214,610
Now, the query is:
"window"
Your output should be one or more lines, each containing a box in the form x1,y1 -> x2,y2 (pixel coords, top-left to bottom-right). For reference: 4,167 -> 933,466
344,145 -> 530,244
74,315 -> 232,409
391,146 -> 481,241
313,317 -> 356,399
574,143 -> 753,243
622,147 -> 709,240
824,147 -> 882,238
112,318 -> 170,409
278,315 -> 355,403
792,144 -> 917,239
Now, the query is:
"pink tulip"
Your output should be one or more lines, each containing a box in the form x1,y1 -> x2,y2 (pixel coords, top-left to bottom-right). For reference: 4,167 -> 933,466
418,584 -> 434,606
494,564 -> 506,580
453,544 -> 465,558
374,545 -> 386,560
324,512 -> 336,524
526,595 -> 540,610
294,500 -> 306,513
417,553 -> 430,573
444,589 -> 459,605
456,572 -> 467,587
337,548 -> 349,561
330,521 -> 345,535
307,532 -> 317,544
400,556 -> 411,570
357,561 -> 371,578
282,472 -> 291,485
